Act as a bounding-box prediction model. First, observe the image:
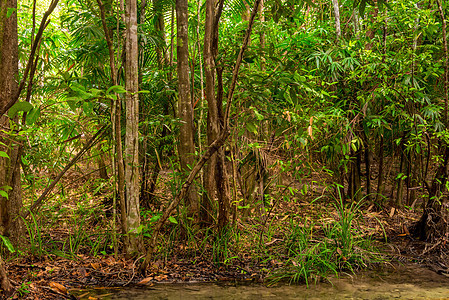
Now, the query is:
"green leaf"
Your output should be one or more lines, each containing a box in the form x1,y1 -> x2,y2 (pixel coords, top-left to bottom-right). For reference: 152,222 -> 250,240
246,122 -> 258,134
26,107 -> 41,126
150,215 -> 161,222
89,88 -> 103,97
83,101 -> 93,116
0,151 -> 9,159
8,102 -> 33,119
0,235 -> 15,253
137,90 -> 150,94
7,8 -> 16,18
106,85 -> 127,95
254,110 -> 264,121
0,190 -> 8,199
168,216 -> 178,224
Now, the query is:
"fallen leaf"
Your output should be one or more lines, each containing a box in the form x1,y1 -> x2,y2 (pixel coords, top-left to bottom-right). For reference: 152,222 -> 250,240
91,263 -> 100,270
49,282 -> 67,294
389,207 -> 395,218
137,277 -> 153,285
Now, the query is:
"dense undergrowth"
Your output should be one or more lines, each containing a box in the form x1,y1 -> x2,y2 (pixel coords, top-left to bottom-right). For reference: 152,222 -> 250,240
1,169 -> 387,290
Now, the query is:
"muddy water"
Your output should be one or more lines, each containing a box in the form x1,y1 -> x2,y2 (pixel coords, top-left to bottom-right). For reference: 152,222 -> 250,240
72,264 -> 449,299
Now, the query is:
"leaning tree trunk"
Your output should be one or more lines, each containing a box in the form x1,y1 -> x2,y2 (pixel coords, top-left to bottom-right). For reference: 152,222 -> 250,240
124,0 -> 143,255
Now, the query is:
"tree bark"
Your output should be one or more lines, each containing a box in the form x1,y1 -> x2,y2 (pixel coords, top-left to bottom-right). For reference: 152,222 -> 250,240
0,0 -> 23,247
0,253 -> 11,297
125,0 -> 143,255
436,0 -> 448,126
177,0 -> 199,216
201,0 -> 220,225
332,0 -> 341,41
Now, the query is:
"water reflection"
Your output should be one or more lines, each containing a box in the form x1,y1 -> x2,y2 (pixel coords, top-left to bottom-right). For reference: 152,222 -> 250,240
71,265 -> 449,300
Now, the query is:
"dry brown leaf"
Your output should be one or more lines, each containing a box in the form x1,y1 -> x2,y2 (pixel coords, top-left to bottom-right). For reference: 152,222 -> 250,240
49,282 -> 67,294
155,274 -> 168,281
91,262 -> 100,270
137,277 -> 154,285
307,125 -> 313,140
389,207 -> 395,218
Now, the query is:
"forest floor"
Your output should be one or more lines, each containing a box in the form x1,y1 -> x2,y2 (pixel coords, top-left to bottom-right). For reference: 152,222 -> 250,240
3,168 -> 449,299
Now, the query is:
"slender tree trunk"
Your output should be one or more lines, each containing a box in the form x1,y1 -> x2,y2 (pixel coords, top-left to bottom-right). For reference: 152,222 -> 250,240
258,0 -> 266,70
436,0 -> 448,125
353,8 -> 360,37
363,132 -> 371,201
396,148 -> 405,206
177,0 -> 199,216
201,0 -> 220,225
125,0 -> 143,255
365,0 -> 378,50
97,0 -> 128,246
332,0 -> 341,41
375,135 -> 385,203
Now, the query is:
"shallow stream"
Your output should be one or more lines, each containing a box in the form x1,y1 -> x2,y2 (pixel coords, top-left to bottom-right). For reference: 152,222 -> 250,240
71,264 -> 449,299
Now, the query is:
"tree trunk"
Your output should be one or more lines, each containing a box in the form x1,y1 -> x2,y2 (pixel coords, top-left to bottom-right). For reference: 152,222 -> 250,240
332,0 -> 341,41
375,135 -> 385,204
177,0 -> 199,217
97,0 -> 128,245
0,253 -> 12,297
0,0 -> 23,247
365,0 -> 378,50
201,0 -> 220,226
436,0 -> 448,126
258,0 -> 266,70
415,146 -> 449,241
125,0 -> 143,255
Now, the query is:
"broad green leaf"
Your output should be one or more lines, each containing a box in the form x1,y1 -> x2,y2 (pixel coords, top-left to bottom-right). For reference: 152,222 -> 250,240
0,151 -> 9,159
150,215 -> 161,222
246,122 -> 258,134
83,101 -> 93,116
89,88 -> 103,97
26,107 -> 41,126
168,216 -> 178,224
106,85 -> 127,95
8,102 -> 33,119
0,190 -> 8,199
66,100 -> 77,111
0,235 -> 15,253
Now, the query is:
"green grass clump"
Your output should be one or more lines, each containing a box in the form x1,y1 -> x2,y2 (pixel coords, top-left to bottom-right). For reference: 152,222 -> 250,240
268,196 -> 383,286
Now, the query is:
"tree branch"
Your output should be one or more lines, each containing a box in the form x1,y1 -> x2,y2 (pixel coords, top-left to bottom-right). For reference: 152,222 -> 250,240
22,126 -> 106,219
